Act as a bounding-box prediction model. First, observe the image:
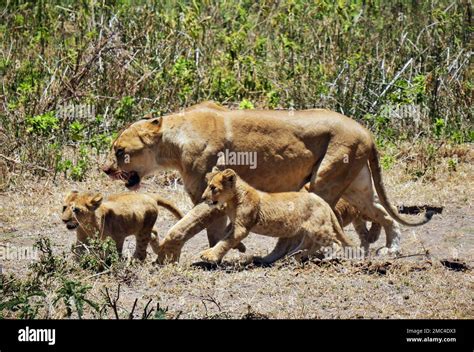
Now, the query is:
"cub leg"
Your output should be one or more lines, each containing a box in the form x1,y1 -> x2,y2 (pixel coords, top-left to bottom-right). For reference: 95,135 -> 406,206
207,216 -> 246,252
200,223 -> 250,264
221,223 -> 247,253
134,232 -> 151,261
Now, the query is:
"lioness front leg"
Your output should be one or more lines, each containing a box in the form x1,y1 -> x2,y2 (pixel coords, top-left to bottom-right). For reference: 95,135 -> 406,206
154,202 -> 225,264
200,223 -> 250,264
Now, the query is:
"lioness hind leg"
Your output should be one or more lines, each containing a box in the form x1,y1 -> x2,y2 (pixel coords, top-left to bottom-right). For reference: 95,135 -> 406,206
352,218 -> 370,254
351,201 -> 400,255
286,234 -> 315,262
115,237 -> 125,256
342,166 -> 401,255
367,222 -> 382,243
253,236 -> 303,265
206,215 -> 227,247
308,145 -> 366,207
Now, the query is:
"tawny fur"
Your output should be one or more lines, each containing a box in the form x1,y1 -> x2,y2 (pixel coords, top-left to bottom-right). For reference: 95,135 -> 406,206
102,101 -> 432,261
197,168 -> 353,264
61,191 -> 182,260
334,198 -> 382,245
303,184 -> 382,247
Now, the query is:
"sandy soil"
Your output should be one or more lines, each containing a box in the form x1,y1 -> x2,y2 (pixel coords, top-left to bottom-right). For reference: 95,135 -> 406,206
0,158 -> 473,319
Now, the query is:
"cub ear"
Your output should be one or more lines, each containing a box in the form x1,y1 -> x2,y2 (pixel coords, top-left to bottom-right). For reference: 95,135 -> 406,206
65,190 -> 79,201
88,193 -> 103,210
205,166 -> 221,182
222,169 -> 236,183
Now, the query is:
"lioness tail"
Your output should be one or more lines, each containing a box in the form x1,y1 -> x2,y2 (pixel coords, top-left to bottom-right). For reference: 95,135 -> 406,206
368,145 -> 434,226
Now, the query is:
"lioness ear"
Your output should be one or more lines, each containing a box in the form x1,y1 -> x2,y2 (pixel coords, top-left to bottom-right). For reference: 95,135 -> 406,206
150,117 -> 162,126
140,116 -> 163,145
88,193 -> 103,210
222,169 -> 236,183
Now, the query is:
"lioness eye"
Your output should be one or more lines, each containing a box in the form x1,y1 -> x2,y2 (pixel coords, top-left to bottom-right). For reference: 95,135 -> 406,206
73,207 -> 80,213
210,185 -> 216,191
115,149 -> 125,158
62,206 -> 66,212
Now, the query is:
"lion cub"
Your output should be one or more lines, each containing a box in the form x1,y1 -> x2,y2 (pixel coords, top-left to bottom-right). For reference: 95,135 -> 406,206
302,184 -> 382,249
62,191 -> 183,260
199,168 -> 353,264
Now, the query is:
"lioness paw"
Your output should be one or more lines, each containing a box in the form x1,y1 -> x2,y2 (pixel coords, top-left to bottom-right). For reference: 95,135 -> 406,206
376,246 -> 400,257
235,242 -> 246,253
200,249 -> 222,264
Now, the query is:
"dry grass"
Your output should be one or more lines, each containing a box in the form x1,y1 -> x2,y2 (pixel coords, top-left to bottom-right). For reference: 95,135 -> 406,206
0,148 -> 473,319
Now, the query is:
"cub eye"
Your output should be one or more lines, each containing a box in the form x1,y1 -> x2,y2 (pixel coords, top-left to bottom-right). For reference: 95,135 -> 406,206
72,207 -> 80,214
115,148 -> 125,158
210,185 -> 216,191
62,206 -> 66,212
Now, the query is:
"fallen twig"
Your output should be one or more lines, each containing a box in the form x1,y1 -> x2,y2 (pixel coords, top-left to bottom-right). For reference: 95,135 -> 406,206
0,154 -> 51,173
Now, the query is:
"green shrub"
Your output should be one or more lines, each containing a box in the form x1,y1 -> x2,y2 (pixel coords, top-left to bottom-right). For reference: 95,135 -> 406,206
26,112 -> 59,136
239,99 -> 254,110
78,237 -> 120,273
54,279 -> 99,319
0,0 -> 470,179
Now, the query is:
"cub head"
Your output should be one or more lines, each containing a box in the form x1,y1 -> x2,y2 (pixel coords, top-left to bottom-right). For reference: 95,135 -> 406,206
202,167 -> 237,205
61,191 -> 103,231
101,114 -> 164,190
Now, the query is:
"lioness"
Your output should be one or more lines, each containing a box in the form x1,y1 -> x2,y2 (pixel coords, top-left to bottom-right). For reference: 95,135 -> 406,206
198,168 -> 353,264
102,101 -> 432,262
61,191 -> 183,260
302,184 -> 382,252
335,198 -> 382,250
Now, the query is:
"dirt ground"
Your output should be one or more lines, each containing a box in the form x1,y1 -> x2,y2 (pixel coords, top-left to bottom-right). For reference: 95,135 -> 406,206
0,156 -> 473,319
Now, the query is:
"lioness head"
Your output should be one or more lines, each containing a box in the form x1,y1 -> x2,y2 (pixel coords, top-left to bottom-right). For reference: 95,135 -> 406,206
61,191 -> 103,231
202,167 -> 237,205
101,115 -> 163,190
